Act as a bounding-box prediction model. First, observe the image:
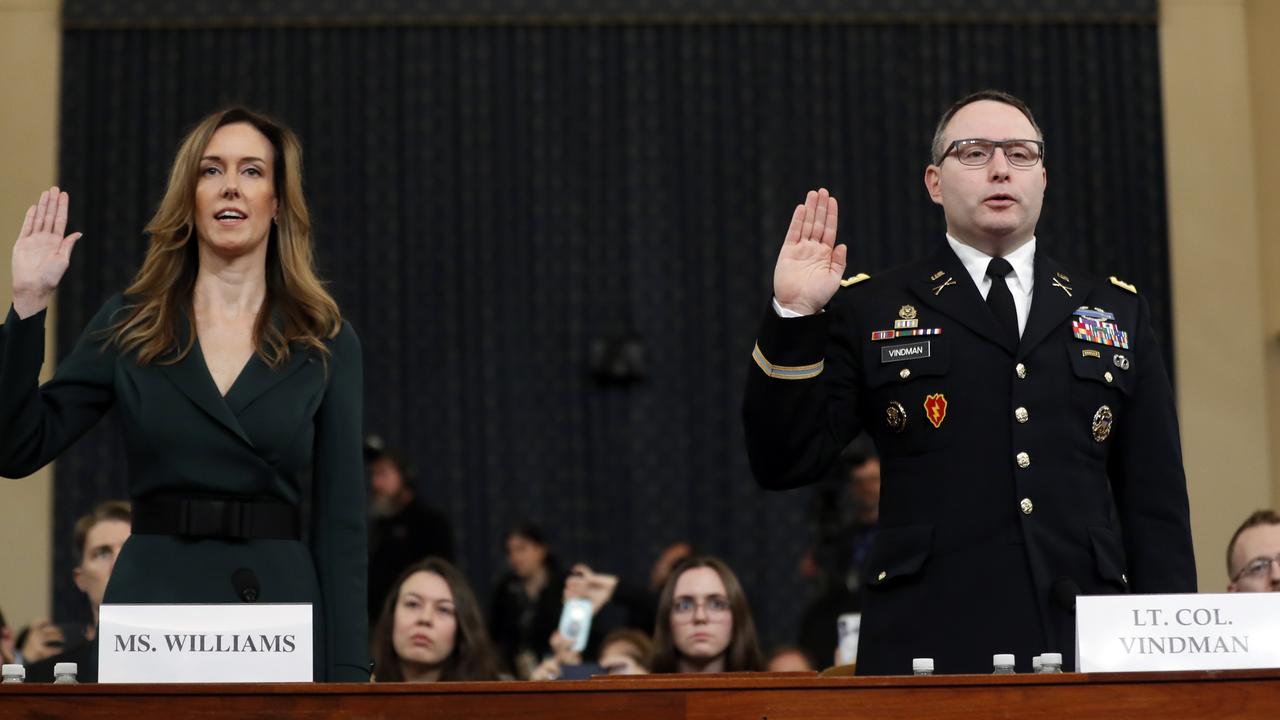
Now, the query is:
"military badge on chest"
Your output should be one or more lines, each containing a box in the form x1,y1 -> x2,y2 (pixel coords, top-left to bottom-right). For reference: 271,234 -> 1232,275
1071,307 -> 1130,349
884,395 -> 949,432
923,393 -> 947,428
885,401 -> 907,432
1068,306 -> 1126,444
877,305 -> 949,434
1071,306 -> 1131,381
871,304 -> 943,342
895,304 -> 918,329
1092,405 -> 1114,442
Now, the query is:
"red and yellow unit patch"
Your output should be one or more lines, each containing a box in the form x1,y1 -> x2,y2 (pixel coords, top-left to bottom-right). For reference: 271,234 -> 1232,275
923,393 -> 947,428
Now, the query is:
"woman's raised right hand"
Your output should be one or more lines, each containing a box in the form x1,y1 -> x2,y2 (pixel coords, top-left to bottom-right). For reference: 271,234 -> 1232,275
11,186 -> 81,319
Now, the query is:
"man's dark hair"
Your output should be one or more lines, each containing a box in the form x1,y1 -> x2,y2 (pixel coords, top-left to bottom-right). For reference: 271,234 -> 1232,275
504,521 -> 548,547
930,89 -> 1044,165
0,606 -> 7,629
1226,509 -> 1280,576
73,500 -> 132,565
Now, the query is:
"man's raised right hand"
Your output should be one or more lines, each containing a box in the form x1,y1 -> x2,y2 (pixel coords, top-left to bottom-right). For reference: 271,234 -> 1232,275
772,188 -> 845,316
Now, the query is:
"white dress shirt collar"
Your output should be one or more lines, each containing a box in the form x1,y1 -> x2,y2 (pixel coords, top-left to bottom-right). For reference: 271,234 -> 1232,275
945,234 -> 1037,336
945,234 -> 1036,298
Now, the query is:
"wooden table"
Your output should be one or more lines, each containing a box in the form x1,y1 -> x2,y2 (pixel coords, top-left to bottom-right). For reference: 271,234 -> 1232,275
2,669 -> 1277,718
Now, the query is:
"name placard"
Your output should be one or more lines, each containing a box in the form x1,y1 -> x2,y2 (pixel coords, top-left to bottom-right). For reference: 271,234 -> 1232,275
99,603 -> 313,683
1077,593 -> 1280,672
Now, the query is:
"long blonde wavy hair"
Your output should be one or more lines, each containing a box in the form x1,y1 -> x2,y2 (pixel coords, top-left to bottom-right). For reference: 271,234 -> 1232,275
110,107 -> 341,367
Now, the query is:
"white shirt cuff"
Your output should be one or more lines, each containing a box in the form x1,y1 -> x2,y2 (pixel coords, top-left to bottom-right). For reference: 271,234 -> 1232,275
772,297 -> 818,318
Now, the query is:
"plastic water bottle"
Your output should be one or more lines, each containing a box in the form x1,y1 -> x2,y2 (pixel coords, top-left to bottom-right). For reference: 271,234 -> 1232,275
1031,655 -> 1042,672
53,662 -> 78,684
912,658 -> 935,676
1,664 -> 24,683
1038,652 -> 1063,674
992,653 -> 1016,674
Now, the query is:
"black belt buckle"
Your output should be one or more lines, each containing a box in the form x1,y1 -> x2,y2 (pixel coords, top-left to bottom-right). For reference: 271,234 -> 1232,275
180,499 -> 250,539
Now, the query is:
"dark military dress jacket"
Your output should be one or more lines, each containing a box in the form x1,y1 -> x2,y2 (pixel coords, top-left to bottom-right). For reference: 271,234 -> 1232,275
0,295 -> 368,682
743,244 -> 1196,675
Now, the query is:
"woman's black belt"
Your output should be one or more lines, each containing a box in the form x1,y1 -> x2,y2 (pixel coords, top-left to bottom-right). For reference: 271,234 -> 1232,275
132,497 -> 301,541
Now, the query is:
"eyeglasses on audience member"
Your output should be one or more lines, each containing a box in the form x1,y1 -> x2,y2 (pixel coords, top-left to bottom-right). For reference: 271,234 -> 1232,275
1231,553 -> 1280,583
671,595 -> 731,620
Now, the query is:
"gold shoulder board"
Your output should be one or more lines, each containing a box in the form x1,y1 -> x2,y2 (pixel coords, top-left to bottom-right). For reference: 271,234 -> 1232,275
1109,276 -> 1137,294
840,273 -> 871,288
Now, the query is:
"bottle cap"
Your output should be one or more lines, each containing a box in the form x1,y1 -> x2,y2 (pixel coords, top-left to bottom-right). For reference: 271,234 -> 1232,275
54,662 -> 78,675
1032,655 -> 1043,669
911,658 -> 934,671
1040,652 -> 1063,665
993,653 -> 1015,666
2,664 -> 24,679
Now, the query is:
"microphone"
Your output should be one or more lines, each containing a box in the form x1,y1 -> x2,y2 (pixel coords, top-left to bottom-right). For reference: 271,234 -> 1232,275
1052,578 -> 1081,612
232,568 -> 261,603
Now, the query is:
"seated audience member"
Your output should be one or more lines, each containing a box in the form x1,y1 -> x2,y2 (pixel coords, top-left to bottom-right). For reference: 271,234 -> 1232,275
26,500 -> 131,683
797,438 -> 879,668
598,628 -> 652,675
1227,510 -> 1280,592
529,627 -> 653,680
559,541 -> 694,638
650,541 -> 693,593
766,646 -> 815,672
527,630 -> 582,680
13,618 -> 63,666
366,438 -> 456,624
1,607 -> 15,665
371,557 -> 501,682
650,555 -> 764,674
490,523 -> 565,678
562,563 -> 647,639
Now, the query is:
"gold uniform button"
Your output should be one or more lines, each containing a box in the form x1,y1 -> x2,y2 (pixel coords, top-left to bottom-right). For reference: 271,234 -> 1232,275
1014,407 -> 1029,423
877,570 -> 887,582
1104,371 -> 1114,383
1016,451 -> 1031,469
1015,363 -> 1027,379
1020,498 -> 1034,515
900,368 -> 911,380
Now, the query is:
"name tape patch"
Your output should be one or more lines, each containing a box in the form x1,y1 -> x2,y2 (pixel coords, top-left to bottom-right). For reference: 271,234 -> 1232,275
881,341 -> 931,364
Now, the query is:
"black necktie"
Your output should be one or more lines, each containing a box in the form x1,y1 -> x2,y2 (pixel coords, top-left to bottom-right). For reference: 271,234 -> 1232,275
985,257 -> 1019,344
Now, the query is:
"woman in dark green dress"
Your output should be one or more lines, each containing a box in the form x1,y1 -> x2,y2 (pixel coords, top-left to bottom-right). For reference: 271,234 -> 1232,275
0,107 -> 368,681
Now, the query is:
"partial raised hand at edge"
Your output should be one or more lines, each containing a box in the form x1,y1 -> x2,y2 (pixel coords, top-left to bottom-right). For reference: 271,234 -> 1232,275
11,186 -> 83,319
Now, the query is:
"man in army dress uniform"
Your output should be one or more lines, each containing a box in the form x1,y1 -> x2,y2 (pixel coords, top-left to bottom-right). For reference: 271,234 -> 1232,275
743,90 -> 1196,675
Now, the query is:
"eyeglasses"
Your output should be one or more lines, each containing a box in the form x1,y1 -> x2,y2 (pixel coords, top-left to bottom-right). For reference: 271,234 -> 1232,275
671,595 -> 731,620
1231,553 -> 1280,583
940,138 -> 1045,168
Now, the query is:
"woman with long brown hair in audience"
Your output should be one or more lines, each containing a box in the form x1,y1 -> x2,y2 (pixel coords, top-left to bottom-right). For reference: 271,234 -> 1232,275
372,557 -> 502,682
650,555 -> 764,673
0,107 -> 366,681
